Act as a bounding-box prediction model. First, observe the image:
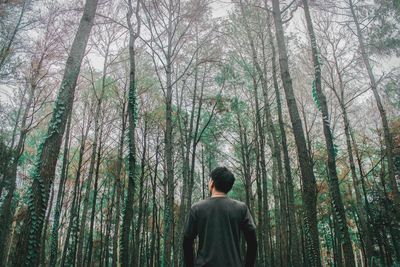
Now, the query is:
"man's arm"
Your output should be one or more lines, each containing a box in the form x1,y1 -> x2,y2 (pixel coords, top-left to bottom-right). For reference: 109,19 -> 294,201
244,229 -> 257,267
183,208 -> 197,267
241,206 -> 257,267
183,236 -> 195,267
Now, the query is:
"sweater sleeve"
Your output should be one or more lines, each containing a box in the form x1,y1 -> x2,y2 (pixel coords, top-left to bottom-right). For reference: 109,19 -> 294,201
183,207 -> 197,267
241,205 -> 257,267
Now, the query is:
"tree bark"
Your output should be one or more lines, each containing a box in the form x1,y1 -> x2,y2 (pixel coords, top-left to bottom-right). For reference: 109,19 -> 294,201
163,1 -> 175,265
60,112 -> 91,267
86,120 -> 104,266
48,112 -> 72,266
326,39 -> 377,265
112,102 -> 127,267
302,1 -> 355,266
348,0 -> 399,209
0,0 -> 28,72
15,0 -> 98,264
76,90 -> 104,267
0,67 -> 37,263
270,0 -> 321,265
120,0 -> 140,265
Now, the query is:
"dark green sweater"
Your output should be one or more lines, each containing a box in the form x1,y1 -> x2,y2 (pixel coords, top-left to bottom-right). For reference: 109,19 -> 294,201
183,196 -> 257,267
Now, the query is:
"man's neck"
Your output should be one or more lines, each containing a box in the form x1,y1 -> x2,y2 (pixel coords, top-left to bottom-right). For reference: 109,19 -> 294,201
211,191 -> 227,197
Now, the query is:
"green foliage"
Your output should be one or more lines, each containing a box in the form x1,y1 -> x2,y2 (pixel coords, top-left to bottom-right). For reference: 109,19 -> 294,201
228,176 -> 246,201
384,78 -> 400,109
0,135 -> 13,177
311,80 -> 321,112
214,64 -> 235,86
311,81 -> 339,158
368,0 -> 400,56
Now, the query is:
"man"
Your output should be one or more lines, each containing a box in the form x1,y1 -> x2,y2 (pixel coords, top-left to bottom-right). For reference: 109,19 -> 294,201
183,166 -> 257,267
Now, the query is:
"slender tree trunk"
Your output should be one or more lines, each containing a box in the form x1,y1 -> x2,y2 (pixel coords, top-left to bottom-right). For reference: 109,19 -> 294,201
0,85 -> 25,200
134,121 -> 148,266
328,45 -> 377,264
120,1 -> 140,265
348,0 -> 399,209
163,3 -> 175,264
0,44 -> 49,261
255,147 -> 265,265
99,192 -> 106,267
77,97 -> 103,267
262,165 -> 274,266
112,104 -> 127,267
104,177 -> 114,267
236,110 -> 252,209
14,0 -> 98,264
40,183 -> 55,266
302,1 -> 355,266
270,0 -> 321,265
60,118 -> 90,267
0,72 -> 36,263
0,0 -> 28,71
150,139 -> 160,267
84,32 -> 112,266
69,177 -> 84,266
49,112 -> 72,267
86,122 -> 104,266
266,9 -> 301,265
176,52 -> 204,266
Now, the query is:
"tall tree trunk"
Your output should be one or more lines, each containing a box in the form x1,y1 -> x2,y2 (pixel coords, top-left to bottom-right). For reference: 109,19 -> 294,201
77,94 -> 104,267
254,150 -> 265,265
86,121 -> 104,266
175,50 -> 203,266
266,8 -> 301,265
328,44 -> 377,265
112,104 -> 127,267
120,0 -> 140,265
60,116 -> 91,267
49,112 -> 72,267
348,0 -> 399,209
150,138 -> 160,267
40,182 -> 55,266
262,164 -> 274,266
237,4 -> 290,261
270,0 -> 321,265
15,0 -> 98,264
68,176 -> 84,266
163,1 -> 175,264
85,30 -> 111,267
0,0 -> 28,71
134,120 -> 148,266
0,68 -> 37,263
0,43 -> 49,261
236,110 -> 252,209
302,1 -> 355,266
99,192 -> 106,267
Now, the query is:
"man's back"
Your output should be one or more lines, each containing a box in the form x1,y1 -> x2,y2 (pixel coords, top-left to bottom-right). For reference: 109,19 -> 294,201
183,196 -> 257,267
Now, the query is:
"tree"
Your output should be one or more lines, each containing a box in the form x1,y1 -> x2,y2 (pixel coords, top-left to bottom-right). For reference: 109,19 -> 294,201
120,0 -> 140,266
270,0 -> 322,265
348,0 -> 400,211
14,0 -> 99,264
302,0 -> 355,265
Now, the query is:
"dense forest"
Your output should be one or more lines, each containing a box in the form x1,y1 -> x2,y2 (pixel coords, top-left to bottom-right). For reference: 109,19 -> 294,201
0,0 -> 399,266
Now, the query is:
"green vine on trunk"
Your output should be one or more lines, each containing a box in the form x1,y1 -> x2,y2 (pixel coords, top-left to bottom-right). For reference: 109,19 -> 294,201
312,80 -> 339,158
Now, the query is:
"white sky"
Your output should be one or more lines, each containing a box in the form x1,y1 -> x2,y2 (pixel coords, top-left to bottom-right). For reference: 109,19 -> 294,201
210,0 -> 233,18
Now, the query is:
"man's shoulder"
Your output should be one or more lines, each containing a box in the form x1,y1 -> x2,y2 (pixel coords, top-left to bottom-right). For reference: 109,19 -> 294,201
191,197 -> 247,210
229,198 -> 247,207
191,198 -> 210,210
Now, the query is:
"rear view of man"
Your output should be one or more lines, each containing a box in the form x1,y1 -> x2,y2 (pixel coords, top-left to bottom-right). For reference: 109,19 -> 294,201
183,167 -> 257,267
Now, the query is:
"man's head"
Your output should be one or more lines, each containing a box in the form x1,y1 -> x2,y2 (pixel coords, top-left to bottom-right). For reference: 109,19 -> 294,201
209,167 -> 235,195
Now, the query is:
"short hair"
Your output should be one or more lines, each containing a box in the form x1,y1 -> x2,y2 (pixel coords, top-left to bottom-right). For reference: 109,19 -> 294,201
210,167 -> 235,193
